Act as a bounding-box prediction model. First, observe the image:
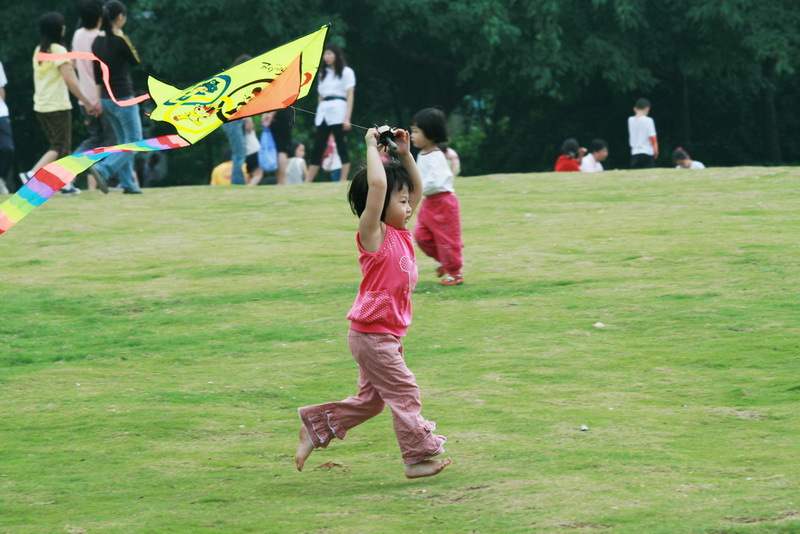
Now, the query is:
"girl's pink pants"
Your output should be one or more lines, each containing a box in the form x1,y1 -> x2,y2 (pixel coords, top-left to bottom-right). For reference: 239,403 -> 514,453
298,329 -> 446,465
413,192 -> 463,275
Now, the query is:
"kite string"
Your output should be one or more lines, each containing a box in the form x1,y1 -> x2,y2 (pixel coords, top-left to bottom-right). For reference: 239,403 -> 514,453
289,106 -> 372,132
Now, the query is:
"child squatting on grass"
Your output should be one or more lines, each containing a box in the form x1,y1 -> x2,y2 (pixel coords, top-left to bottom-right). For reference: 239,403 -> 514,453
295,127 -> 450,479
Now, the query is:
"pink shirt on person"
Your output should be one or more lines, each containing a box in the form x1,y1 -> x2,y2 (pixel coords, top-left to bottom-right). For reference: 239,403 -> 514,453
347,225 -> 418,337
71,27 -> 102,108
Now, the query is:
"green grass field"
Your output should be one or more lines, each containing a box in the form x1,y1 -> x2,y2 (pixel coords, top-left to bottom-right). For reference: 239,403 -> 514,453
1,167 -> 799,533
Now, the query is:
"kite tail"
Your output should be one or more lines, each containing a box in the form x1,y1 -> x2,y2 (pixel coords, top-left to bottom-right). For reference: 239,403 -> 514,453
0,135 -> 189,235
35,51 -> 150,107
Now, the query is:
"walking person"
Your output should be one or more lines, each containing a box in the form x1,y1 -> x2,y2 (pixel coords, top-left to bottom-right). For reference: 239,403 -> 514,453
87,0 -> 143,194
72,0 -> 115,192
410,108 -> 465,286
20,11 -> 101,196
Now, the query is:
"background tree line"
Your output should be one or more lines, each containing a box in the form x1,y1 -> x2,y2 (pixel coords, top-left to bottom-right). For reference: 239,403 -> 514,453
2,0 -> 799,186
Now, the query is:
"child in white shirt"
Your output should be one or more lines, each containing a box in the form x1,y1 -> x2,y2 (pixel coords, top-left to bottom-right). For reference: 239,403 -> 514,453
580,139 -> 608,172
673,147 -> 706,169
285,141 -> 309,184
410,108 -> 464,286
628,98 -> 658,169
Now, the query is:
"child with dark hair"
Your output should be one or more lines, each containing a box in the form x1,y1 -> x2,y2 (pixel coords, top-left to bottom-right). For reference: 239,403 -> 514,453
628,98 -> 658,169
285,141 -> 308,184
673,147 -> 705,169
580,139 -> 608,172
19,11 -> 100,195
554,138 -> 586,172
411,107 -> 464,286
296,127 -> 450,479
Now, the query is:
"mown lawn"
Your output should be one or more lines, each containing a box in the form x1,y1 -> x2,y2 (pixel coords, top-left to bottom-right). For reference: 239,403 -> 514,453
1,167 -> 798,533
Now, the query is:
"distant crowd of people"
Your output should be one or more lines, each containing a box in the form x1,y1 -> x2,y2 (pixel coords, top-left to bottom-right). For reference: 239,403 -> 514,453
553,98 -> 705,173
0,0 -> 144,196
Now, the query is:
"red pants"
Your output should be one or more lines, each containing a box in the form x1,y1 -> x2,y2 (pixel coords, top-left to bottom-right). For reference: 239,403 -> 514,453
413,192 -> 463,275
298,330 -> 446,465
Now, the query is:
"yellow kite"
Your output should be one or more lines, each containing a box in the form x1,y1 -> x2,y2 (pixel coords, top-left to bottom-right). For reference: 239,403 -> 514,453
148,25 -> 328,144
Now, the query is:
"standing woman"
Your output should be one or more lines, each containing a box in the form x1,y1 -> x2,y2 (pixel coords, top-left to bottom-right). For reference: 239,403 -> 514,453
19,12 -> 100,195
306,44 -> 355,182
88,0 -> 143,194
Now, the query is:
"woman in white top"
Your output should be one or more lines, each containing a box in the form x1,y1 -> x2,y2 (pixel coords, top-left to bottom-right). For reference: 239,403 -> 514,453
306,44 -> 355,182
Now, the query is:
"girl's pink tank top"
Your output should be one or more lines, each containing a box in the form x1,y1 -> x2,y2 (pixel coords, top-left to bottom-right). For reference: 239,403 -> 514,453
347,225 -> 418,337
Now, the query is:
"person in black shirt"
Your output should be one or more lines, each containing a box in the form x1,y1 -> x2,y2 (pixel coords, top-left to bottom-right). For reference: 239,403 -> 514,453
87,0 -> 143,194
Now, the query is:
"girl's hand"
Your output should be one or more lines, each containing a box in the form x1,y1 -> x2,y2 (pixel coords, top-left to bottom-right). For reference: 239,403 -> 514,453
365,127 -> 379,148
392,129 -> 411,157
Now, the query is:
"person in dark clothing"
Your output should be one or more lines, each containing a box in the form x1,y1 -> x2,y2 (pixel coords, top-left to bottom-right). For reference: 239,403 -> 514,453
86,0 -> 143,194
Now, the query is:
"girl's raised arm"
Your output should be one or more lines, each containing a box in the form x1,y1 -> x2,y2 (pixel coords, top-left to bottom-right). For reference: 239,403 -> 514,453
392,129 -> 423,212
358,128 -> 387,252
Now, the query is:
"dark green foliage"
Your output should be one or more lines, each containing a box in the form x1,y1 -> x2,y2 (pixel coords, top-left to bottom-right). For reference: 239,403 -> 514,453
1,0 -> 799,186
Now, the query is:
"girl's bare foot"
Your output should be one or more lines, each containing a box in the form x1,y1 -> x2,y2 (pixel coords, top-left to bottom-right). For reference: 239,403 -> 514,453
295,426 -> 314,471
403,458 -> 451,479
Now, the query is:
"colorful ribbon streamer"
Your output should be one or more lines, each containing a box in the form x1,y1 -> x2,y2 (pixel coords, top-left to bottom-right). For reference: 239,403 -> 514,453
0,136 -> 188,233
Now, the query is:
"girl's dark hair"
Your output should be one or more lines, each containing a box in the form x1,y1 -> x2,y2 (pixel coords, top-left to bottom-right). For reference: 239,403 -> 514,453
288,141 -> 303,158
39,12 -> 65,55
101,0 -> 127,34
321,44 -> 346,80
411,108 -> 449,145
561,138 -> 580,159
348,160 -> 414,221
78,0 -> 104,29
589,138 -> 607,153
673,147 -> 690,162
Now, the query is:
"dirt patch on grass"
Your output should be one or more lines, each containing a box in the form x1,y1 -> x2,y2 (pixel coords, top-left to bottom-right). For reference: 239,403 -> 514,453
419,483 -> 494,504
725,510 -> 799,524
555,521 -> 612,530
706,407 -> 765,420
